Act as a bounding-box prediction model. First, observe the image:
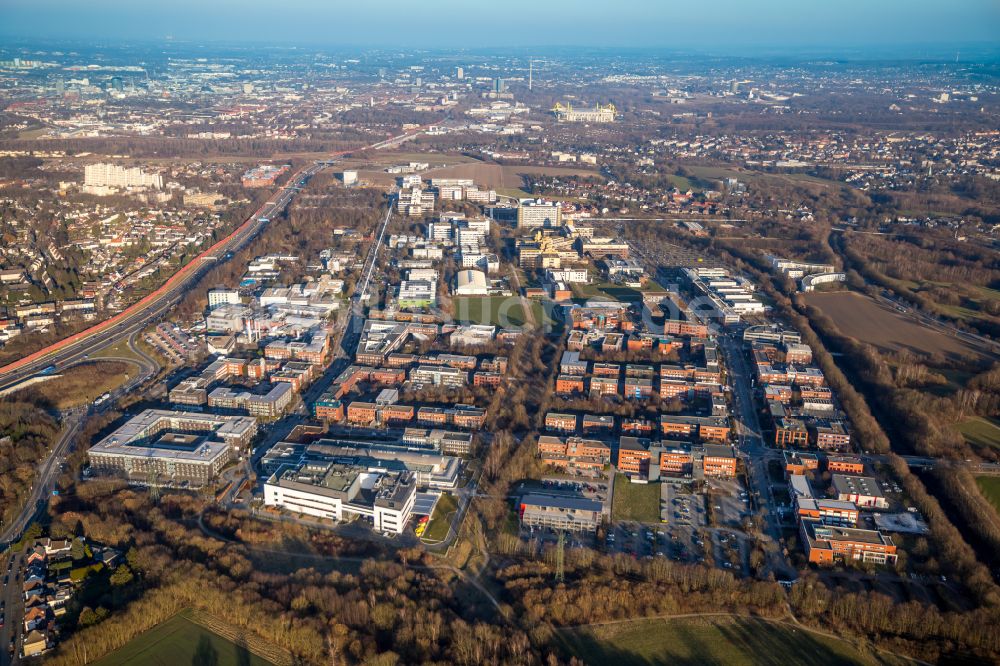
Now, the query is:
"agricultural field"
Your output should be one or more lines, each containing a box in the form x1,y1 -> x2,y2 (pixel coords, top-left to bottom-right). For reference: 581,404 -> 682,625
558,615 -> 906,666
954,417 -> 1000,451
423,161 -> 603,191
611,473 -> 660,523
92,610 -> 282,666
803,291 -> 988,361
976,476 -> 1000,516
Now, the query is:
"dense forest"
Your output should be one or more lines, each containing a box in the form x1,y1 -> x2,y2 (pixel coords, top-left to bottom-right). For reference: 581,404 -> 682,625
0,400 -> 59,526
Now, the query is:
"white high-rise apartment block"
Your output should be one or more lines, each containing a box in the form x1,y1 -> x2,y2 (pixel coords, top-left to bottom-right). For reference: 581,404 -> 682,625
84,163 -> 163,189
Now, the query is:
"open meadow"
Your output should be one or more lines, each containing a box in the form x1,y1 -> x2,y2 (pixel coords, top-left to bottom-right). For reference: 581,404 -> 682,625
558,615 -> 910,666
803,291 -> 988,361
92,610 -> 284,666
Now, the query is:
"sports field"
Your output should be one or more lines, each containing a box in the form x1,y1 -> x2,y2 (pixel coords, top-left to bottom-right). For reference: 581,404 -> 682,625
92,611 -> 277,666
559,615 -> 907,666
452,296 -> 539,327
611,473 -> 660,523
803,291 -> 987,361
955,417 -> 1000,451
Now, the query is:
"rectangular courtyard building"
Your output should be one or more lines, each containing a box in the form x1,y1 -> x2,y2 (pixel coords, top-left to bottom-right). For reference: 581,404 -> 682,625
87,409 -> 257,486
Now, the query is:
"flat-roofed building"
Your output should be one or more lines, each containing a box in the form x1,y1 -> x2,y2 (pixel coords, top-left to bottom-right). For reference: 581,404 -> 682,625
545,412 -> 578,433
797,498 -> 859,526
410,365 -> 468,387
827,456 -> 865,475
617,437 -> 653,477
700,444 -> 737,477
519,494 -> 602,532
832,475 -> 888,509
517,199 -> 561,230
800,520 -> 897,565
264,461 -> 416,534
207,383 -> 295,419
87,409 -> 257,486
260,440 -> 461,490
784,451 -> 821,476
582,413 -> 615,433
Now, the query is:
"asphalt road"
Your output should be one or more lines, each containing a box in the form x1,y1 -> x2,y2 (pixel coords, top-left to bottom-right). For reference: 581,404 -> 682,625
0,412 -> 82,548
719,333 -> 797,580
0,550 -> 23,666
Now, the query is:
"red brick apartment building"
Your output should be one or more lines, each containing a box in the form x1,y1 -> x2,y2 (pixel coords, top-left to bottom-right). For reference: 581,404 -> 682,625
582,414 -> 615,434
622,418 -> 654,435
659,447 -> 695,476
774,418 -> 809,447
556,375 -> 586,395
811,422 -> 851,450
371,368 -> 407,385
702,445 -> 738,477
827,456 -> 865,475
800,520 -> 897,565
660,379 -> 692,400
314,398 -> 344,422
623,377 -> 654,399
617,437 -> 652,476
626,334 -> 654,352
663,320 -> 708,337
417,406 -> 448,426
347,402 -> 377,425
659,415 -> 731,442
592,362 -> 620,377
784,451 -> 821,476
383,404 -> 415,424
545,412 -> 578,433
473,372 -> 503,388
589,376 -> 620,397
537,436 -> 611,471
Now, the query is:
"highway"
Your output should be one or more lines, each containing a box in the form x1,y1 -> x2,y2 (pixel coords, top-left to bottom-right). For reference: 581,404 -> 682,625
0,173 -> 308,395
0,127 -> 427,396
0,412 -> 82,547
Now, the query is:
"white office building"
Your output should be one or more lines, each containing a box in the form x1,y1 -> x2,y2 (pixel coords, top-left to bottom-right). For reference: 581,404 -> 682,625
264,462 -> 416,534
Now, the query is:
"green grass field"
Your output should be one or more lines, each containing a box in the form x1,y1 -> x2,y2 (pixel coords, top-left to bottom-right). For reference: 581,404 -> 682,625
423,492 -> 459,542
571,279 -> 667,304
955,417 -> 1000,450
452,296 -> 537,327
976,477 -> 1000,515
611,473 -> 661,523
92,611 -> 276,666
559,615 -> 904,666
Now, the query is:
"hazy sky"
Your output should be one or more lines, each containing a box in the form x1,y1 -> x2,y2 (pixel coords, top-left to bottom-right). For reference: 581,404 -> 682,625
3,0 -> 999,53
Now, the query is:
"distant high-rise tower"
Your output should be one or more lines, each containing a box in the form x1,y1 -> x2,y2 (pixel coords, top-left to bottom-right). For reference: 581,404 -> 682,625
730,80 -> 739,94
529,61 -> 533,91
493,77 -> 505,94
456,66 -> 464,80
54,78 -> 65,95
110,76 -> 123,92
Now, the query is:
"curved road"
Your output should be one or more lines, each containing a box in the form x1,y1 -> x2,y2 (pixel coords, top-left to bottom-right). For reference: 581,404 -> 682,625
0,127 -> 428,396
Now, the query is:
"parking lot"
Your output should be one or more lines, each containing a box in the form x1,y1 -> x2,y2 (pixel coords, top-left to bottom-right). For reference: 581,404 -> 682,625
705,478 -> 750,528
